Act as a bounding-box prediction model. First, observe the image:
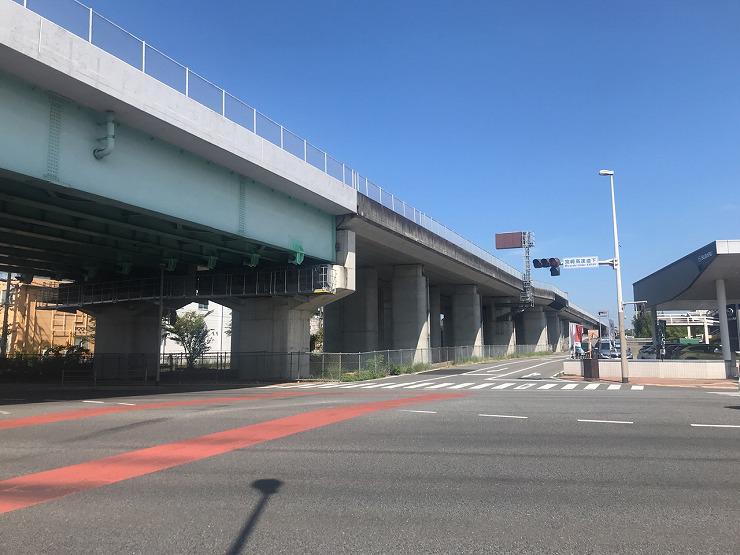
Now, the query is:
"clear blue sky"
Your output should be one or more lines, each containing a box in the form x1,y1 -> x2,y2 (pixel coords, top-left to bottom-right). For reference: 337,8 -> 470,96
84,0 -> 740,320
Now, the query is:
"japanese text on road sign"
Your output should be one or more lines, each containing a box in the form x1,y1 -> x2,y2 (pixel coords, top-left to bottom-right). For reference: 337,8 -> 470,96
563,256 -> 599,269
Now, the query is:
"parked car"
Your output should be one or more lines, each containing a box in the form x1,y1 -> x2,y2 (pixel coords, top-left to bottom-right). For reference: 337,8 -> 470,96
595,339 -> 633,360
637,345 -> 656,359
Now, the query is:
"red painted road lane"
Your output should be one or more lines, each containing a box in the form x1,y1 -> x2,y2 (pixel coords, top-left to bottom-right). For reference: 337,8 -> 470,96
0,392 -> 463,514
0,390 -> 314,431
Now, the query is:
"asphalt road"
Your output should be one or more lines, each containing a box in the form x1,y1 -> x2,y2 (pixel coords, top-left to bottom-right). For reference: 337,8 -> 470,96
1,355 -> 738,554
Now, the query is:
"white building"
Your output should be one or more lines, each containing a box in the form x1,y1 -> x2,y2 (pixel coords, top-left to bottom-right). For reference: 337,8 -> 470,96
162,301 -> 232,354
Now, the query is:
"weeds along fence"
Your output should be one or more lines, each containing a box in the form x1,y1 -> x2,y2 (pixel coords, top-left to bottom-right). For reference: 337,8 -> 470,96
0,344 -> 558,384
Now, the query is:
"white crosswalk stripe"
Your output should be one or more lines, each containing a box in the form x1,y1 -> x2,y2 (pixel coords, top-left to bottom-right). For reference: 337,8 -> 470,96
449,382 -> 476,390
426,382 -> 455,389
277,380 -> 646,393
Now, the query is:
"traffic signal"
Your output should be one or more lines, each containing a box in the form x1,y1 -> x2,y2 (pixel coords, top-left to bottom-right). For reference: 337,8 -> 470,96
532,258 -> 561,276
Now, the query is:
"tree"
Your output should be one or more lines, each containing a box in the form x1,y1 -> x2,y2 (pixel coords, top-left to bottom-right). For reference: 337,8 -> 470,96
164,310 -> 212,368
632,310 -> 654,338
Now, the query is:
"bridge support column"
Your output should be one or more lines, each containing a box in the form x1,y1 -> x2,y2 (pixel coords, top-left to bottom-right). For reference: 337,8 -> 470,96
231,298 -> 313,380
429,286 -> 442,349
87,303 -> 161,381
391,265 -> 430,360
482,299 -> 496,346
492,304 -> 516,353
451,285 -> 483,356
546,311 -> 562,351
520,307 -> 548,350
324,268 -> 378,353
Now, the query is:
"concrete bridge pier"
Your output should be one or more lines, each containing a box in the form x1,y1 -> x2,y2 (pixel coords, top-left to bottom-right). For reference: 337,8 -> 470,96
546,311 -> 563,351
86,303 -> 162,380
391,264 -> 430,361
324,268 -> 379,353
518,307 -> 548,349
429,286 -> 442,349
451,285 -> 483,357
230,297 -> 313,380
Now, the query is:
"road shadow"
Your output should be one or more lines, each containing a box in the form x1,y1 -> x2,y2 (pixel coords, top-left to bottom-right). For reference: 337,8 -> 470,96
226,479 -> 282,555
724,405 -> 740,410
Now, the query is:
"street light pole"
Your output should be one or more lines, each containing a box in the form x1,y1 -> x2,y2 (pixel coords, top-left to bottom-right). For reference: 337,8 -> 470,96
599,170 -> 629,383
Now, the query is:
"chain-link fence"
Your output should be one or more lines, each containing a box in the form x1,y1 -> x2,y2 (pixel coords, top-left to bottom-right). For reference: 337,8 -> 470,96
0,344 -> 559,385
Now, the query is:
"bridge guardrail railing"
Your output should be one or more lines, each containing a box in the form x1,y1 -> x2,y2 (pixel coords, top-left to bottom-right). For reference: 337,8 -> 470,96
34,265 -> 334,308
14,0 -> 594,302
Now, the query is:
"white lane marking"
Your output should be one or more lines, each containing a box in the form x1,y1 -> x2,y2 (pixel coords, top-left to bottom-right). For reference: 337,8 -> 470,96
487,369 -> 531,379
578,419 -> 633,424
607,384 -> 622,390
426,382 -> 455,389
583,383 -> 600,390
399,409 -> 437,414
631,385 -> 645,391
537,383 -> 557,390
521,372 -> 541,379
404,382 -> 436,389
690,423 -> 740,429
315,383 -> 343,388
337,383 -> 369,388
296,383 -> 319,388
116,402 -> 136,406
707,392 -> 740,397
514,383 -> 535,390
470,383 -> 493,390
82,400 -> 105,404
359,383 -> 389,389
561,384 -> 579,390
479,413 -> 528,419
488,367 -> 508,373
0,410 -> 10,415
448,382 -> 476,390
492,383 -> 515,389
515,359 -> 563,374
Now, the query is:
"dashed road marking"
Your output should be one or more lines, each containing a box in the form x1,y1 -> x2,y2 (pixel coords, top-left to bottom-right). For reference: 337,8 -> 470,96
399,409 -> 437,414
479,413 -> 528,419
631,385 -> 644,391
470,383 -> 493,390
607,384 -> 622,391
578,419 -> 633,424
562,383 -> 579,390
583,383 -> 600,390
537,383 -> 557,390
492,383 -> 515,389
81,400 -> 105,404
690,423 -> 740,429
514,383 -> 535,390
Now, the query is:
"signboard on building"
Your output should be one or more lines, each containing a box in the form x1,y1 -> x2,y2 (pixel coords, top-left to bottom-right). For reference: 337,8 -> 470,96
563,256 -> 599,269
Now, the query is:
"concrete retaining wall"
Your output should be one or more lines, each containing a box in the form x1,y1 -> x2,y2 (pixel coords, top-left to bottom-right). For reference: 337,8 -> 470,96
562,359 -> 729,380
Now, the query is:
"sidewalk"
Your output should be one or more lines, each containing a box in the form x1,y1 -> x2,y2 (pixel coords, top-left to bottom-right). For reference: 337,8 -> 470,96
561,374 -> 738,390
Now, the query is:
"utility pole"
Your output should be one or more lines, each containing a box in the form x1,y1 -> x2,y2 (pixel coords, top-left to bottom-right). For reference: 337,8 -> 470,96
599,170 -> 629,383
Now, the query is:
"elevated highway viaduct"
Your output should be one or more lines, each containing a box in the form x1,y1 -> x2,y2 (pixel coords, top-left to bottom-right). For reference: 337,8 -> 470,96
0,1 -> 596,378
